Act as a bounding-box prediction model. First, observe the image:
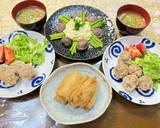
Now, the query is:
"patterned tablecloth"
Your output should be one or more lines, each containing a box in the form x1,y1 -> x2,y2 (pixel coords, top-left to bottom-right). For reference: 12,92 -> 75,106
0,0 -> 160,44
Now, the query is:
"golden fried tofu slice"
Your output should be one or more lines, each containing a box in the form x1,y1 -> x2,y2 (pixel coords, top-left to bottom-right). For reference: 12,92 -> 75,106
85,82 -> 99,110
69,77 -> 99,110
54,71 -> 84,104
67,75 -> 89,107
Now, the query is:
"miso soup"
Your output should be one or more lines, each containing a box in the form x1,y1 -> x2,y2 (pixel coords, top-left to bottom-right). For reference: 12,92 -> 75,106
16,6 -> 45,24
119,11 -> 146,28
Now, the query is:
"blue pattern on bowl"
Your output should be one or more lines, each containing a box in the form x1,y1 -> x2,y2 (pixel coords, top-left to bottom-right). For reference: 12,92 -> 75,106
45,43 -> 53,52
136,88 -> 154,97
0,81 -> 7,88
109,67 -> 122,83
8,30 -> 28,43
118,91 -> 132,101
108,41 -> 124,58
141,38 -> 155,49
32,73 -> 46,87
0,39 -> 4,44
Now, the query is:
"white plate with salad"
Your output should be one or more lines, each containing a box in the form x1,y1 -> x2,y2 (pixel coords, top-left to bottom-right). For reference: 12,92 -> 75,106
102,36 -> 160,105
0,30 -> 55,98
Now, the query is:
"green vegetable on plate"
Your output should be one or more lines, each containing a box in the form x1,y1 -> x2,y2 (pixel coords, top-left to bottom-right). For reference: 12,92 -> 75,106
74,11 -> 87,31
69,41 -> 78,55
59,15 -> 70,24
89,33 -> 103,48
74,18 -> 83,31
50,32 -> 65,40
9,34 -> 48,65
132,51 -> 160,91
90,19 -> 105,29
80,11 -> 87,25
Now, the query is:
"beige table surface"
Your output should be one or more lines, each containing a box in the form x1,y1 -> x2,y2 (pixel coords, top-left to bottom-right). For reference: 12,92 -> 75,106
0,0 -> 160,128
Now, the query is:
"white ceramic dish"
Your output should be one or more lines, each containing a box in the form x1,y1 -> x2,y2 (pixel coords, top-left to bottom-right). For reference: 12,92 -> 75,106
40,63 -> 112,125
102,36 -> 160,105
0,30 -> 55,98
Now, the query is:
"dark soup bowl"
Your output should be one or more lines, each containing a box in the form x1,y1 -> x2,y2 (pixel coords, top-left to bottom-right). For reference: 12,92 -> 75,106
12,0 -> 47,31
116,4 -> 151,35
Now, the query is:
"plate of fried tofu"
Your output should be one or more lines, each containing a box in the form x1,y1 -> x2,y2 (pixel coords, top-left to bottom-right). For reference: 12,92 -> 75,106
40,63 -> 112,125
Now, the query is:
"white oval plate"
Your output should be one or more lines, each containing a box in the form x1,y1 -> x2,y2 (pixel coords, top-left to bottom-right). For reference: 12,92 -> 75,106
40,63 -> 112,125
102,36 -> 160,105
0,30 -> 55,98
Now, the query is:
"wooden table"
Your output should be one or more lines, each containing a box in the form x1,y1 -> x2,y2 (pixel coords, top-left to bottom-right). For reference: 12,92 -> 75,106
0,0 -> 160,128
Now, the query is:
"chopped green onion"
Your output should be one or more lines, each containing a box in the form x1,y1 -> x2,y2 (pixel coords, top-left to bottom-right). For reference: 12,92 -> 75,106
74,18 -> 82,31
74,11 -> 87,31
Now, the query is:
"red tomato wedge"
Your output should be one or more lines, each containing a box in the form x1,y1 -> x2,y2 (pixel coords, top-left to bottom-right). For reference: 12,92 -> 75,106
125,45 -> 142,59
136,43 -> 146,54
0,45 -> 4,63
4,47 -> 14,64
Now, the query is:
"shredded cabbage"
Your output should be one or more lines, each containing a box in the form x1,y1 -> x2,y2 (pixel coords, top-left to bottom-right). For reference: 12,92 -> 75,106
132,51 -> 160,91
9,34 -> 48,65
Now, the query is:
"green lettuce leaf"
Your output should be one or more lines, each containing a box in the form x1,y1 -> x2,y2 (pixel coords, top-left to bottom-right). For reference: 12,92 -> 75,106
9,34 -> 48,65
132,51 -> 160,90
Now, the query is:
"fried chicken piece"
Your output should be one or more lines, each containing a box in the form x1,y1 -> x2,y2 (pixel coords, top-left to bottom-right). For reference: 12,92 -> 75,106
0,64 -> 19,86
69,77 -> 99,110
10,60 -> 37,79
54,71 -> 85,104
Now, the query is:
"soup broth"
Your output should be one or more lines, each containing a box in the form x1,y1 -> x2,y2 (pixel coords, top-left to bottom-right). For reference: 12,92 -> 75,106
16,6 -> 45,24
119,11 -> 146,28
